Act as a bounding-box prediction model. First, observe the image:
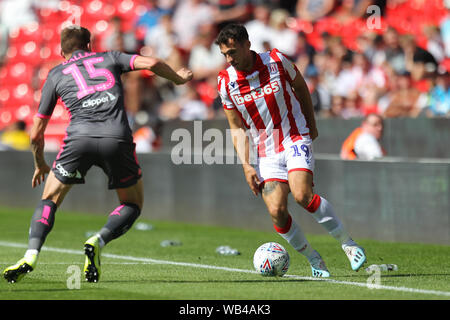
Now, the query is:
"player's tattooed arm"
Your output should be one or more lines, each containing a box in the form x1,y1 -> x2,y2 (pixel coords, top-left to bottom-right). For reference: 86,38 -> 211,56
133,56 -> 193,85
31,139 -> 46,168
30,117 -> 50,187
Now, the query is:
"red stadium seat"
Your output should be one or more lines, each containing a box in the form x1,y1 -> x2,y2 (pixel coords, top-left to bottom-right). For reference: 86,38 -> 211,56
41,26 -> 61,44
0,93 -> 34,129
0,63 -> 35,86
0,87 -> 11,107
115,0 -> 146,31
6,41 -> 42,66
10,84 -> 35,107
37,7 -> 72,24
0,108 -> 15,129
8,23 -> 42,45
82,0 -> 116,22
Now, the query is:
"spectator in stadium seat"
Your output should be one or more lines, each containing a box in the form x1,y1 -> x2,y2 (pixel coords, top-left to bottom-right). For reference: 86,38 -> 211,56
329,94 -> 346,117
144,13 -> 183,71
425,70 -> 450,117
322,53 -> 344,99
334,52 -> 357,98
211,0 -> 251,30
0,120 -> 30,151
158,82 -> 211,120
423,25 -> 445,63
383,70 -> 423,117
400,34 -> 438,93
331,0 -> 373,24
102,19 -> 142,125
136,0 -> 173,32
172,0 -> 214,51
341,91 -> 363,119
133,123 -> 159,153
244,3 -> 273,53
294,32 -> 316,62
303,66 -> 325,115
351,52 -> 386,114
295,0 -> 336,21
382,27 -> 406,74
267,9 -> 298,58
340,113 -> 385,160
102,16 -> 138,54
187,22 -> 226,117
188,23 -> 226,81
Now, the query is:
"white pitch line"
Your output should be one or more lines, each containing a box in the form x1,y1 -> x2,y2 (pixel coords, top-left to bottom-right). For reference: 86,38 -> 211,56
1,240 -> 449,298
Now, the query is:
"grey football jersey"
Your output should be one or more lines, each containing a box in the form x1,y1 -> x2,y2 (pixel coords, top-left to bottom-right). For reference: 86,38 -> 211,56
37,50 -> 138,141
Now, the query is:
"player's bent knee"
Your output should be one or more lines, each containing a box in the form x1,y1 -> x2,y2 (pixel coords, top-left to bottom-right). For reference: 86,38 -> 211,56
267,204 -> 288,220
41,173 -> 72,207
117,179 -> 144,209
292,191 -> 314,208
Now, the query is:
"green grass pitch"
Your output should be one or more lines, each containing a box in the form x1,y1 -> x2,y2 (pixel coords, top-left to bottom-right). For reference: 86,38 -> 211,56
0,206 -> 449,300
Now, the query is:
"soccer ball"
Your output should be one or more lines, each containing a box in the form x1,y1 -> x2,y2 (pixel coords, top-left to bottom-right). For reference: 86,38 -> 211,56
253,242 -> 290,277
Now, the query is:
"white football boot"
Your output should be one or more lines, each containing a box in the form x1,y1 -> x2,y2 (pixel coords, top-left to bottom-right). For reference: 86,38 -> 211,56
308,250 -> 330,278
343,244 -> 367,271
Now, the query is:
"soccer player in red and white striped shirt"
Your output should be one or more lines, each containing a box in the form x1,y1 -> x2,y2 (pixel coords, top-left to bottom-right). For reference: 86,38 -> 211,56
216,24 -> 367,277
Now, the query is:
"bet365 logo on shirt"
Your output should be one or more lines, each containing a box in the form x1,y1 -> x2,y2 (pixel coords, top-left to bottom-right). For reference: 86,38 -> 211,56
231,81 -> 280,105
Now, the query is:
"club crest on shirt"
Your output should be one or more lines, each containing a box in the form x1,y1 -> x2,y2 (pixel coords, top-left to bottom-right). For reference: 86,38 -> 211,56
269,63 -> 278,74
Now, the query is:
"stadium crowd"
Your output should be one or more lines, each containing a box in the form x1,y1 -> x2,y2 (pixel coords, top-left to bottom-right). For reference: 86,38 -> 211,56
0,0 -> 449,152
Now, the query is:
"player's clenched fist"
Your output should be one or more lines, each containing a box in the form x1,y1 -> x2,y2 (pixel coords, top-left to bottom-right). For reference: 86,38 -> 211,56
176,68 -> 193,84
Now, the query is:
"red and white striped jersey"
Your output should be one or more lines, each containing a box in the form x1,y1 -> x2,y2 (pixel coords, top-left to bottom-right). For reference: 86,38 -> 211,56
217,48 -> 310,157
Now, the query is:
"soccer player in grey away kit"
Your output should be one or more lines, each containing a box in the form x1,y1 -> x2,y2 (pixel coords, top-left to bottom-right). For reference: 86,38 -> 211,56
3,26 -> 193,283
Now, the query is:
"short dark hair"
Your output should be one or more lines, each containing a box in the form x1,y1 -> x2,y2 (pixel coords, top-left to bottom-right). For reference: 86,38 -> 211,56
61,25 -> 91,54
215,24 -> 249,46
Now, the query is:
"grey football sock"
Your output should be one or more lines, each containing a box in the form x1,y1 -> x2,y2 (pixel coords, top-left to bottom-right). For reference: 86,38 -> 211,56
28,199 -> 57,251
98,203 -> 141,245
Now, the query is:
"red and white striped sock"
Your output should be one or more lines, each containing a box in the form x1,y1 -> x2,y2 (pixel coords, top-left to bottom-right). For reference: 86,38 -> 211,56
306,195 -> 356,247
274,214 -> 315,259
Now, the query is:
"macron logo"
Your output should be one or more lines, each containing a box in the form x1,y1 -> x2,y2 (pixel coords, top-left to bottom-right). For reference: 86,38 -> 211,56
82,92 -> 116,108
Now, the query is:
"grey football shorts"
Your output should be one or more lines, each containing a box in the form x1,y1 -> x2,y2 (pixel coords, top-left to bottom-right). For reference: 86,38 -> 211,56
52,136 -> 142,189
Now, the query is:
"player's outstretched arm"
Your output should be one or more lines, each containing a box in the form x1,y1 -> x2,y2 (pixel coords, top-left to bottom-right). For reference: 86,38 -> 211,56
30,117 -> 51,188
133,56 -> 193,85
224,108 -> 260,196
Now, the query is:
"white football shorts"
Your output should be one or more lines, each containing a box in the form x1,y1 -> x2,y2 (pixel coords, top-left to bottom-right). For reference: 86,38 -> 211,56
255,137 -> 315,188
